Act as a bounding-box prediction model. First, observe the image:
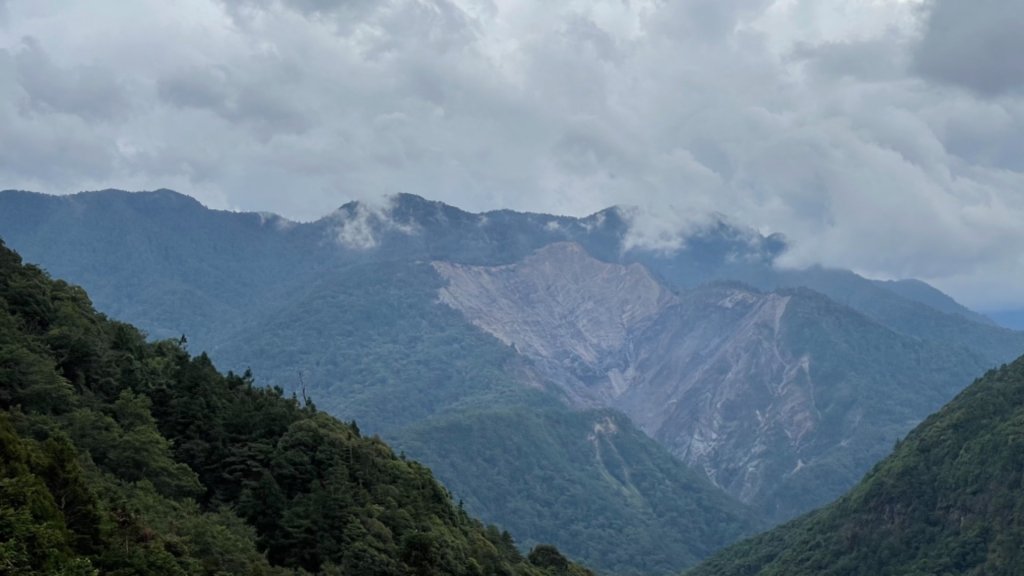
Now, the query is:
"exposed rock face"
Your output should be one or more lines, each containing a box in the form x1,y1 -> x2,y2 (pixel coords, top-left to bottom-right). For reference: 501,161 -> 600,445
687,355 -> 1024,576
434,242 -> 676,406
434,242 -> 978,520
620,288 -> 816,505
3,190 -> 1006,528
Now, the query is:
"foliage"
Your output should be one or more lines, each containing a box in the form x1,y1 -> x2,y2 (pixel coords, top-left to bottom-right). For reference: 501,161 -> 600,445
686,355 -> 1024,576
0,237 -> 590,576
396,408 -> 759,576
0,192 -> 766,575
213,261 -> 532,435
213,260 -> 763,574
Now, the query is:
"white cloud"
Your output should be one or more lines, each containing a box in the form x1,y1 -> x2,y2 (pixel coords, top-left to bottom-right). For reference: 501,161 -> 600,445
1,0 -> 1023,308
330,195 -> 418,249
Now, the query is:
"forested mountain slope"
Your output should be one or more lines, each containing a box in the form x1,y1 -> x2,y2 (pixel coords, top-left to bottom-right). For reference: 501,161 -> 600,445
871,278 -> 995,326
197,252 -> 759,574
0,238 -> 591,576
396,408 -> 758,576
687,355 -> 1024,576
3,188 -> 1022,569
0,233 -> 757,576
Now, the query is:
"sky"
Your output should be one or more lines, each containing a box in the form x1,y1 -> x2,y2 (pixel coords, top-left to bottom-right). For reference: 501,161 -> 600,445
0,0 -> 1022,310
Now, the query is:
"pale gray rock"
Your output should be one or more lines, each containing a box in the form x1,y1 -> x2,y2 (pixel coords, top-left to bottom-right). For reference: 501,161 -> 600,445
434,241 -> 979,521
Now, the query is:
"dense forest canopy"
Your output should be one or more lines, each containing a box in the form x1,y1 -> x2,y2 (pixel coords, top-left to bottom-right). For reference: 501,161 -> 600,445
0,237 -> 591,576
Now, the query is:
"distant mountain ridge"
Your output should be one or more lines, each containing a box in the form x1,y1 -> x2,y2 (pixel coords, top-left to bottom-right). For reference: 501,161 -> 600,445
871,278 -> 995,326
2,188 -> 1022,571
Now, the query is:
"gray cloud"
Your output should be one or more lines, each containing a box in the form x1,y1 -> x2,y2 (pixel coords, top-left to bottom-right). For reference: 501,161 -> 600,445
792,35 -> 910,82
13,36 -> 130,121
157,62 -> 312,136
222,0 -> 376,20
914,0 -> 1024,96
0,0 -> 1023,309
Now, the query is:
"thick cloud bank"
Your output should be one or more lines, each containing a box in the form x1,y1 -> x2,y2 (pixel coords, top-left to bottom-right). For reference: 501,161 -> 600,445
1,0 -> 1023,309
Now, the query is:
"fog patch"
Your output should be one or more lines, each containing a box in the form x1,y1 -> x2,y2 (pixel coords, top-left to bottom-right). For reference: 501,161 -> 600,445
330,195 -> 418,250
257,211 -> 296,231
618,205 -> 719,254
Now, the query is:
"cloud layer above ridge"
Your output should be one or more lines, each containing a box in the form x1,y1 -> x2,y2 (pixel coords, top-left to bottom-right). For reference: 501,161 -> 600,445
1,0 -> 1023,308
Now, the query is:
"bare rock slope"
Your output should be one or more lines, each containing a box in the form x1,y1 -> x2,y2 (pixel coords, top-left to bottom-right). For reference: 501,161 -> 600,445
434,243 -> 675,406
435,242 -> 985,520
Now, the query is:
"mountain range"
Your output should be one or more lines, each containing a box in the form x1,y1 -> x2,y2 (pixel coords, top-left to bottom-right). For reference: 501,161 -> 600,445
3,188 -> 1023,573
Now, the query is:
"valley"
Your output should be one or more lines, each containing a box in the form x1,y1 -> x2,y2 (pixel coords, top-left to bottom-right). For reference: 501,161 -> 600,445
3,189 -> 1022,573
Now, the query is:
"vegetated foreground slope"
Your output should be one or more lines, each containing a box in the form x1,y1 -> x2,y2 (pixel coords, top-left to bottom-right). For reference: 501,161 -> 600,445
687,354 -> 1024,576
0,238 -> 591,576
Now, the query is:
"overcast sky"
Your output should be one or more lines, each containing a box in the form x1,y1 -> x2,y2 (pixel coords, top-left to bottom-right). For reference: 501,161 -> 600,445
1,0 -> 1022,309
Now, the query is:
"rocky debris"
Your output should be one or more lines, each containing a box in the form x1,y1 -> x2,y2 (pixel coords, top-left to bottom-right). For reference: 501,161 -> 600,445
433,242 -> 972,521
